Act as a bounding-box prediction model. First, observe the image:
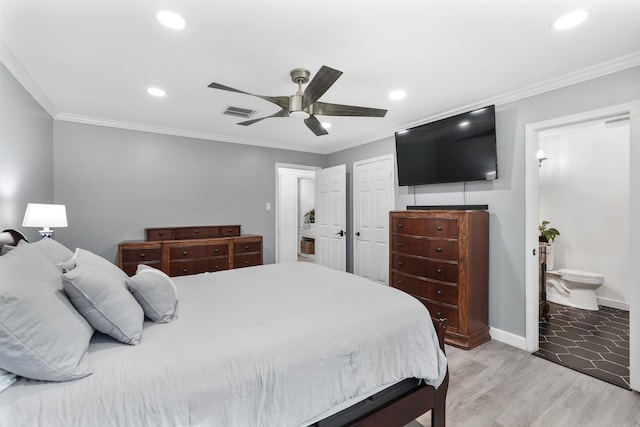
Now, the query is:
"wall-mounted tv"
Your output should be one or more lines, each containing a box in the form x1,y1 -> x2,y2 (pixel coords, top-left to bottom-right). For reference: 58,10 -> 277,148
395,105 -> 498,186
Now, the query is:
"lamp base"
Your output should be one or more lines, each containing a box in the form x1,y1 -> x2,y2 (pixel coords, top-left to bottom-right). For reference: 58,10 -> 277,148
38,228 -> 54,239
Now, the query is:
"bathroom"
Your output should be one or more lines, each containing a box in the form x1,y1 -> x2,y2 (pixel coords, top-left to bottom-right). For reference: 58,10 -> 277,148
536,115 -> 631,388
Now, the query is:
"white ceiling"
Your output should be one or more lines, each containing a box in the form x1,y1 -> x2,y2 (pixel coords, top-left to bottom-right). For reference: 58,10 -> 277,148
2,0 -> 640,154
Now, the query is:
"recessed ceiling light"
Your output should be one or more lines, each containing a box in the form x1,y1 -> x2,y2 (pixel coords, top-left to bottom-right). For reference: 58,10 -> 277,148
322,122 -> 332,129
156,10 -> 186,30
389,90 -> 406,100
550,10 -> 588,30
147,87 -> 166,97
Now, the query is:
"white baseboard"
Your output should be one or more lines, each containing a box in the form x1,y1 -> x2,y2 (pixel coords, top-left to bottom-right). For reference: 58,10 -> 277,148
597,296 -> 630,311
489,327 -> 527,351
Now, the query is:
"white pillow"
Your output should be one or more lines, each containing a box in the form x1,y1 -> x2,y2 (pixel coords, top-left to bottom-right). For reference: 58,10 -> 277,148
62,248 -> 144,345
28,238 -> 75,265
0,243 -> 93,381
127,264 -> 178,323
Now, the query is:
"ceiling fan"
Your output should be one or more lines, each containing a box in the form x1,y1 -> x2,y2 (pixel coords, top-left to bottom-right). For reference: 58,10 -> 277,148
207,66 -> 387,136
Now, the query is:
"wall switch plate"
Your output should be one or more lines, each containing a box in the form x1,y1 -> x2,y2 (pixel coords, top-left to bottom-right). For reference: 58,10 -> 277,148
266,202 -> 271,211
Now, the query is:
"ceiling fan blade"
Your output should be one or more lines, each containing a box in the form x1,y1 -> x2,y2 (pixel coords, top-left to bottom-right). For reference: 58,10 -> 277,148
208,82 -> 290,110
237,109 -> 290,126
302,66 -> 343,110
304,114 -> 329,136
312,101 -> 387,117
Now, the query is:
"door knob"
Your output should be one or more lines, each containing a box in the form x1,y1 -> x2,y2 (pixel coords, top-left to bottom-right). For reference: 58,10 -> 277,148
336,230 -> 345,237
355,232 -> 360,237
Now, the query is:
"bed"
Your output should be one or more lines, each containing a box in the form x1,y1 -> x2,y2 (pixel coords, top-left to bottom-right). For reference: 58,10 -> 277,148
0,229 -> 449,427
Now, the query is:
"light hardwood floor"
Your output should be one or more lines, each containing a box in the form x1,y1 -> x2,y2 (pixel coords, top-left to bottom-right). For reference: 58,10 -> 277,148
411,340 -> 640,427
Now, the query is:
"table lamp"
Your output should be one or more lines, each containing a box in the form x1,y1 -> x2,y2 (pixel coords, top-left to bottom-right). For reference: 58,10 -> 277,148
22,203 -> 68,238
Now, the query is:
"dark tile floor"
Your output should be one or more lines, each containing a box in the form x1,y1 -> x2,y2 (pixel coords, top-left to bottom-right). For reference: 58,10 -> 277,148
534,302 -> 630,389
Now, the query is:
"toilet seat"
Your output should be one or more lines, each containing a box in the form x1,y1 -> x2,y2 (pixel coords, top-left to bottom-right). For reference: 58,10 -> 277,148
557,268 -> 604,285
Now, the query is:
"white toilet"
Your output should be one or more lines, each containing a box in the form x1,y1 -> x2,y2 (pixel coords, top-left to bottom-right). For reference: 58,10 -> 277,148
546,268 -> 604,311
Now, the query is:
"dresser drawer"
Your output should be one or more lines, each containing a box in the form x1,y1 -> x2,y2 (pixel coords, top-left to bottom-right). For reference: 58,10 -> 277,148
233,253 -> 262,268
391,254 -> 458,284
122,260 -> 162,277
391,217 -> 458,239
234,241 -> 261,254
120,247 -> 162,263
392,235 -> 458,260
169,258 -> 229,276
391,272 -> 458,306
173,227 -> 220,240
220,226 -> 241,237
169,244 -> 228,260
145,228 -> 174,241
421,300 -> 459,331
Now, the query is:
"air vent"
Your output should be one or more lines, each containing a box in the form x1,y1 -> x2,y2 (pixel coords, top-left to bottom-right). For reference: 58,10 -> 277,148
222,106 -> 257,119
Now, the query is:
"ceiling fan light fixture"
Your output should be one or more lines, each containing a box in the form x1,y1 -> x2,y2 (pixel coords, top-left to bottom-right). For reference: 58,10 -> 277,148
147,87 -> 166,97
289,110 -> 310,119
156,10 -> 186,30
550,10 -> 588,30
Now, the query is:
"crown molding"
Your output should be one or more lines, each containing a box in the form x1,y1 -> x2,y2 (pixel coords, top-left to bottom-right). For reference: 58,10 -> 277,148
54,112 -> 329,155
0,39 -> 58,118
328,51 -> 640,154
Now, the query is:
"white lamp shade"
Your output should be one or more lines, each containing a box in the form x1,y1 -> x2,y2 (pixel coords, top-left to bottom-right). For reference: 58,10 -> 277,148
22,203 -> 68,228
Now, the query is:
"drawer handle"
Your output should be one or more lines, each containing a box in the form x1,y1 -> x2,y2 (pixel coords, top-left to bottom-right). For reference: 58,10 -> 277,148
215,266 -> 220,270
436,290 -> 444,296
194,230 -> 199,234
397,280 -> 403,285
182,251 -> 188,256
397,261 -> 403,266
437,226 -> 443,231
397,223 -> 404,228
398,242 -> 403,247
158,232 -> 164,236
245,245 -> 250,249
228,228 -> 233,232
436,311 -> 443,317
139,253 -> 146,258
245,260 -> 250,265
436,268 -> 444,274
182,268 -> 188,273
214,248 -> 219,253
436,247 -> 443,253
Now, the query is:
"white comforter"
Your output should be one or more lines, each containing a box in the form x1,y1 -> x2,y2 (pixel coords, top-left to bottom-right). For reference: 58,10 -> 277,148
0,262 -> 447,427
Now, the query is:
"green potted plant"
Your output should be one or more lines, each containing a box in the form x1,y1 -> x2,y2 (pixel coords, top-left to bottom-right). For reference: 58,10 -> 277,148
539,220 -> 560,243
304,209 -> 315,224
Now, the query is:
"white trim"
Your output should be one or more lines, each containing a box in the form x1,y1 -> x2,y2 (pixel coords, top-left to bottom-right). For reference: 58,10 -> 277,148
597,297 -> 630,312
489,327 -> 527,351
274,163 -> 321,264
0,40 -> 58,117
3,37 -> 638,155
524,101 -> 640,391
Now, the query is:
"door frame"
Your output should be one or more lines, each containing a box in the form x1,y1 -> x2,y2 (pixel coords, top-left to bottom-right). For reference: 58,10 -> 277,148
275,163 -> 320,264
352,154 -> 395,283
524,101 -> 639,390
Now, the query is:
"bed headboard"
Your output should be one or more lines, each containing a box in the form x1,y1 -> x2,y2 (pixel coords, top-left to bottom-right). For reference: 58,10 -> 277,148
0,229 -> 28,252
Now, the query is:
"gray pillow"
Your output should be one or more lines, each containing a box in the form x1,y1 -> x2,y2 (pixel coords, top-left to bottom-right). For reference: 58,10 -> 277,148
0,243 -> 93,381
28,238 -> 75,265
127,264 -> 178,323
62,248 -> 144,345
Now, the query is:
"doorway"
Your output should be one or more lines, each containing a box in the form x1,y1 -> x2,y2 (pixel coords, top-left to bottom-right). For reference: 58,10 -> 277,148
524,101 -> 640,391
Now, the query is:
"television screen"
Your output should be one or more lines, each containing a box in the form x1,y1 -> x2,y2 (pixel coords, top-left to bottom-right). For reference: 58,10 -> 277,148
395,105 -> 498,186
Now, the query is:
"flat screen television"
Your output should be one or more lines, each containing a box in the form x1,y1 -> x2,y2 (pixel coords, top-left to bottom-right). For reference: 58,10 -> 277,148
395,105 -> 498,186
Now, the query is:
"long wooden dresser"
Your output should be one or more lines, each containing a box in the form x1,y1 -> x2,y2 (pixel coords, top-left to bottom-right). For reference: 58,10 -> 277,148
118,225 -> 263,277
389,210 -> 490,349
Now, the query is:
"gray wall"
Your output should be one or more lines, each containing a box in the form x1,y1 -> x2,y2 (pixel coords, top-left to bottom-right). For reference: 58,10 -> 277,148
328,65 -> 640,338
52,121 -> 326,263
0,63 -> 54,241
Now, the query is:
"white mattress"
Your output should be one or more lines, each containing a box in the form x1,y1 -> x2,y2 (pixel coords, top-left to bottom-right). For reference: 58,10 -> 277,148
0,262 -> 447,427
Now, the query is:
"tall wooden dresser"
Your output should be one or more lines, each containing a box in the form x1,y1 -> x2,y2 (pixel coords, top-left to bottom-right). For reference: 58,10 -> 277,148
389,210 -> 490,349
118,225 -> 263,277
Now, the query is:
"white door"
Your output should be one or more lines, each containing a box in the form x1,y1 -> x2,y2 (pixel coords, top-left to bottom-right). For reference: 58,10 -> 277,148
315,164 -> 347,271
353,155 -> 395,284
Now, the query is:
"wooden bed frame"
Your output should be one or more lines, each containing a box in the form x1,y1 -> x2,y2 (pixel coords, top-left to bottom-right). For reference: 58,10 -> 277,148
0,229 -> 449,427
